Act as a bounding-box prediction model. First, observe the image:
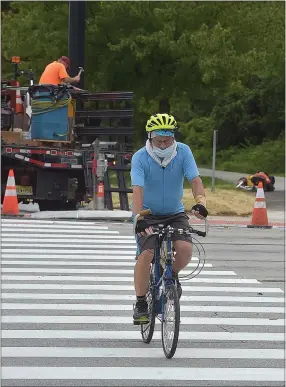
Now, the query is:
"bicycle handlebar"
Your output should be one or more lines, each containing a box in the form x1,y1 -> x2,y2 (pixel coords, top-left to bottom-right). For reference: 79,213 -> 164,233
133,208 -> 208,237
152,224 -> 207,238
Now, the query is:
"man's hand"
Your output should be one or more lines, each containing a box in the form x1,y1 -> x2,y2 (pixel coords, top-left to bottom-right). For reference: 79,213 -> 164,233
191,204 -> 208,219
135,219 -> 153,237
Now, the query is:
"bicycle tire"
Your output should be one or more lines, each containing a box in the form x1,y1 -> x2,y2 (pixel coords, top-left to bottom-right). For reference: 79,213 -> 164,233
161,283 -> 180,359
141,273 -> 156,344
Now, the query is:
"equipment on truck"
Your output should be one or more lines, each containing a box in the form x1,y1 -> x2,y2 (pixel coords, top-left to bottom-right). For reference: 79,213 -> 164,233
1,57 -> 134,212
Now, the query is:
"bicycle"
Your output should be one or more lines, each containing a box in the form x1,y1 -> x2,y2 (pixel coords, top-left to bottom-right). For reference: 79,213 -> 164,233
133,209 -> 208,359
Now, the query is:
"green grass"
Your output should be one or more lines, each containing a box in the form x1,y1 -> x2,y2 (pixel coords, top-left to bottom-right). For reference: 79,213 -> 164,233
192,138 -> 285,175
196,176 -> 234,190
107,172 -> 234,190
216,138 -> 285,175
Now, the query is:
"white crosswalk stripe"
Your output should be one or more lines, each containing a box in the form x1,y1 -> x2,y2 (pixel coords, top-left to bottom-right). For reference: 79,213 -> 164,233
1,218 -> 284,387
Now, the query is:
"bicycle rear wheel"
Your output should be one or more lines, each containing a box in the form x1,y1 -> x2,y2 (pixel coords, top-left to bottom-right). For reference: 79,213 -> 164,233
141,274 -> 156,344
161,283 -> 180,358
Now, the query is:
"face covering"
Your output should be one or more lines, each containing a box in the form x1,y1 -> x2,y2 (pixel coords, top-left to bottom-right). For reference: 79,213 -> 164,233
153,142 -> 176,159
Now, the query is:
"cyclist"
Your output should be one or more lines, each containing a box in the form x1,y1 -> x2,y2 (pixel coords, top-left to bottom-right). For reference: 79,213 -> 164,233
131,113 -> 208,324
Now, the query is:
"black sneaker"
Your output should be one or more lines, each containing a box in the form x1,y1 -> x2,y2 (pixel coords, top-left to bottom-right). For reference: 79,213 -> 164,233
133,300 -> 149,325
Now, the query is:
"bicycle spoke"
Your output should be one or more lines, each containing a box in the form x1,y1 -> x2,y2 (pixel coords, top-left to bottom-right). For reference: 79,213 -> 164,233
141,273 -> 156,344
161,284 -> 180,358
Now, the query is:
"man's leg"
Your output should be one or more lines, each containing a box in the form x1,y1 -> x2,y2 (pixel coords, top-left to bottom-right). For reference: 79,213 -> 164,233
172,240 -> 193,272
133,235 -> 156,324
134,249 -> 154,297
172,239 -> 193,298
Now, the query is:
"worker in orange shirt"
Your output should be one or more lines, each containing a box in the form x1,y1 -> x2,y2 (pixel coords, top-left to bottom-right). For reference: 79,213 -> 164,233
39,56 -> 81,86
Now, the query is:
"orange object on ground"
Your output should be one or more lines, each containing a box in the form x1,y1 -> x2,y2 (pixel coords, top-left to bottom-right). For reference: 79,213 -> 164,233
247,182 -> 272,229
2,169 -> 19,215
39,61 -> 69,85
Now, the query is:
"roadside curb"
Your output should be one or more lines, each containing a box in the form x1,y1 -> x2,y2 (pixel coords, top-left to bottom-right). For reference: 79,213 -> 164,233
189,219 -> 285,229
1,211 -> 284,229
27,210 -> 133,221
1,213 -> 32,219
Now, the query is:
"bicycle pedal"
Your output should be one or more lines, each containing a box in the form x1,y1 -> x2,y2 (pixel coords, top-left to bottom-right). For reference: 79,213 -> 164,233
133,319 -> 149,326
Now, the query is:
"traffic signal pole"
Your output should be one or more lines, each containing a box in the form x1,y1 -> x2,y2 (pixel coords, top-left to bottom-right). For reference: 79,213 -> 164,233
68,1 -> 85,90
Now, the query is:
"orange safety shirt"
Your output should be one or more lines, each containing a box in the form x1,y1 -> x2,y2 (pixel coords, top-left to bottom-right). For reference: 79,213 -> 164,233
39,61 -> 69,85
253,172 -> 271,184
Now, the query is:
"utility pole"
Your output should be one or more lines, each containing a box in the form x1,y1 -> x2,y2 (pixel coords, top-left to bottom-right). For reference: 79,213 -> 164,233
68,1 -> 85,90
211,130 -> 218,192
92,139 -> 99,210
96,152 -> 106,210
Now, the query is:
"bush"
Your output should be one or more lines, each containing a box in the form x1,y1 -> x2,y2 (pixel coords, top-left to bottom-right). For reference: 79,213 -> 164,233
216,136 -> 285,174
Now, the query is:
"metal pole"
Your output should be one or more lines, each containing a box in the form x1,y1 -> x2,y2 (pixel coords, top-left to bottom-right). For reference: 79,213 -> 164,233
96,152 -> 106,210
68,1 -> 85,89
211,130 -> 217,192
92,139 -> 99,210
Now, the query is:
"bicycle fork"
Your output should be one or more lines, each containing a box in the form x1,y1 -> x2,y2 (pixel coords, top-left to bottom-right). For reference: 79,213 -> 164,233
156,237 -> 176,320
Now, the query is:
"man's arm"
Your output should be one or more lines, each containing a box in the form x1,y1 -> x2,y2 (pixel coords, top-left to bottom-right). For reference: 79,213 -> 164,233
130,152 -> 145,216
130,152 -> 153,234
132,186 -> 144,216
189,176 -> 206,207
59,64 -> 80,84
183,145 -> 207,217
62,75 -> 80,85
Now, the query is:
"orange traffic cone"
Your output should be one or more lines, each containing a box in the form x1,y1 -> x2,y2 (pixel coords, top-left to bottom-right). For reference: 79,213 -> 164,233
247,182 -> 272,229
2,169 -> 19,215
15,83 -> 23,114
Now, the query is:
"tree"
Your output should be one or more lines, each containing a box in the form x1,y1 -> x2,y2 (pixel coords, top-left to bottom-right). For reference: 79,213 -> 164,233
1,1 -> 284,150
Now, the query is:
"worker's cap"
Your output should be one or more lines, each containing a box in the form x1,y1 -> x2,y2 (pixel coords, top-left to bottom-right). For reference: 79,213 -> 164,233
60,56 -> 70,70
150,130 -> 175,138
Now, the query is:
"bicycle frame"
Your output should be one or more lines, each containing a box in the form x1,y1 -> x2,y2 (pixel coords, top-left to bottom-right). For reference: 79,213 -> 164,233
153,226 -> 175,320
134,210 -> 208,322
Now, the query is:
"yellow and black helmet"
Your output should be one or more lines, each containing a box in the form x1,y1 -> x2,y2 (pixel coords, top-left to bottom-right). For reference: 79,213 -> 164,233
145,113 -> 178,133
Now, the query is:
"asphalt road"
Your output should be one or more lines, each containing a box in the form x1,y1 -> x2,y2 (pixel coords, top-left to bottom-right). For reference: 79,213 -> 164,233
1,218 -> 285,387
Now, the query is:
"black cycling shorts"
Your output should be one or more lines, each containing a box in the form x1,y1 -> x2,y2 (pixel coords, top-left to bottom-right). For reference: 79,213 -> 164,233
136,212 -> 192,255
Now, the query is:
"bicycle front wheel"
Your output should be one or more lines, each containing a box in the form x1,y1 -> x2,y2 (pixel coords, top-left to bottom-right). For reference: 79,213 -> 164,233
161,283 -> 180,358
141,274 -> 156,344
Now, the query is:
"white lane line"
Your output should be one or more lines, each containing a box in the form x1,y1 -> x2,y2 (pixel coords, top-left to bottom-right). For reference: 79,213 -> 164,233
1,229 -> 119,235
2,330 -> 284,342
2,366 -> 285,381
2,241 -> 136,246
2,367 -> 284,381
1,260 -> 212,267
1,220 -> 109,227
0,268 -> 233,276
2,293 -> 284,303
2,236 -> 135,242
2,347 -> 284,359
2,316 -> 284,326
2,254 -> 202,262
2,243 -> 136,249
2,303 -> 283,314
1,275 -> 259,284
1,253 -> 140,259
2,284 -> 282,292
1,224 -> 111,230
1,250 -> 137,256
